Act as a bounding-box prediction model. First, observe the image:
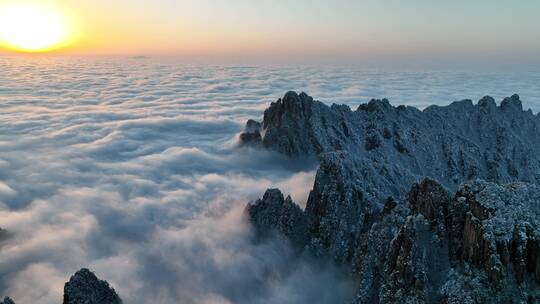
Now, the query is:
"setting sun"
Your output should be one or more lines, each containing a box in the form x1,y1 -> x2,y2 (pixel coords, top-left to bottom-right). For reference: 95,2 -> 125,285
0,3 -> 76,53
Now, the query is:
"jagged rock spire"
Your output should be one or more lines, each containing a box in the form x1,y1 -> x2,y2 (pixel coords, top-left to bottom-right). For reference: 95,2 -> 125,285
63,268 -> 122,304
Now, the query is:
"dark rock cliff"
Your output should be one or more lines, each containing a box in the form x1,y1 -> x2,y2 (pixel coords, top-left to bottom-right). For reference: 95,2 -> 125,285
244,188 -> 310,248
243,92 -> 540,303
63,268 -> 122,304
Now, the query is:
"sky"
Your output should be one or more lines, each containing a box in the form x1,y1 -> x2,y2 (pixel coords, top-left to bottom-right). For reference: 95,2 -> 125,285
0,0 -> 539,60
1,2 -> 540,302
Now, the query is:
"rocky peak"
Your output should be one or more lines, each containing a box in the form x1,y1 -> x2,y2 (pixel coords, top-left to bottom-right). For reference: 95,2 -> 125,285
261,91 -> 327,156
357,98 -> 392,113
238,119 -> 262,146
243,92 -> 540,189
264,91 -> 315,126
244,188 -> 309,247
478,95 -> 496,107
501,93 -> 523,111
1,268 -> 121,304
243,92 -> 540,303
63,268 -> 122,304
0,297 -> 15,304
280,91 -> 313,111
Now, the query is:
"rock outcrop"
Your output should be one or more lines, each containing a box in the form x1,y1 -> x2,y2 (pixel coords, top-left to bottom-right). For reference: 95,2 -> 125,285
0,297 -> 15,304
239,119 -> 262,145
243,92 -> 540,303
244,188 -> 309,247
1,268 -> 121,304
63,268 -> 122,304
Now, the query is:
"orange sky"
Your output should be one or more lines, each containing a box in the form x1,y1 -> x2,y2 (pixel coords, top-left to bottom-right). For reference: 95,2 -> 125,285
0,0 -> 539,60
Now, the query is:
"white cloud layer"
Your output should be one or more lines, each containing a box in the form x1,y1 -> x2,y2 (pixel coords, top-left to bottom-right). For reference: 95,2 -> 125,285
0,56 -> 539,303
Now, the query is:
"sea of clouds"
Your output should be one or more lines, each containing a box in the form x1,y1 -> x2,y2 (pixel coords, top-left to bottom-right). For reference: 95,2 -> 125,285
0,56 -> 539,303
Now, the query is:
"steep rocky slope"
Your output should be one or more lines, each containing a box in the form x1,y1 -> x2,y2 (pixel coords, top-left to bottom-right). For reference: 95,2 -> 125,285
243,92 -> 540,303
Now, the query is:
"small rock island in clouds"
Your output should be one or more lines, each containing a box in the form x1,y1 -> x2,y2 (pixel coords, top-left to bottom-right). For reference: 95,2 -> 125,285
1,1 -> 540,303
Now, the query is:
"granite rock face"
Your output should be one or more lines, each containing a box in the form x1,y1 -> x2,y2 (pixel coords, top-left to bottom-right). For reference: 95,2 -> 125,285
243,92 -> 540,303
63,268 -> 122,304
449,181 -> 540,283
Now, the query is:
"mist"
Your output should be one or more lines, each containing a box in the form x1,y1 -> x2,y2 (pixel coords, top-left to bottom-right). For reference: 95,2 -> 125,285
1,56 -> 539,303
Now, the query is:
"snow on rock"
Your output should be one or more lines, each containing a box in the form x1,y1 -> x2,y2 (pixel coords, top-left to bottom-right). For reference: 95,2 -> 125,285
449,180 -> 540,285
243,92 -> 540,303
241,91 -> 540,189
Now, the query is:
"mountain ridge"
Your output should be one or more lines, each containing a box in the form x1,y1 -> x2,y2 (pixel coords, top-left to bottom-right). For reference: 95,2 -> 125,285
242,92 -> 540,303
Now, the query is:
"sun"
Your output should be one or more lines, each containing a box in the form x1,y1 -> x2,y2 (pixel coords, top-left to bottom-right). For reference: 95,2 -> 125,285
0,3 -> 76,53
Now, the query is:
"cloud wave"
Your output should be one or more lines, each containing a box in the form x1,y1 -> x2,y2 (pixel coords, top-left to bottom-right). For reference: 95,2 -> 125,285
0,56 -> 539,303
